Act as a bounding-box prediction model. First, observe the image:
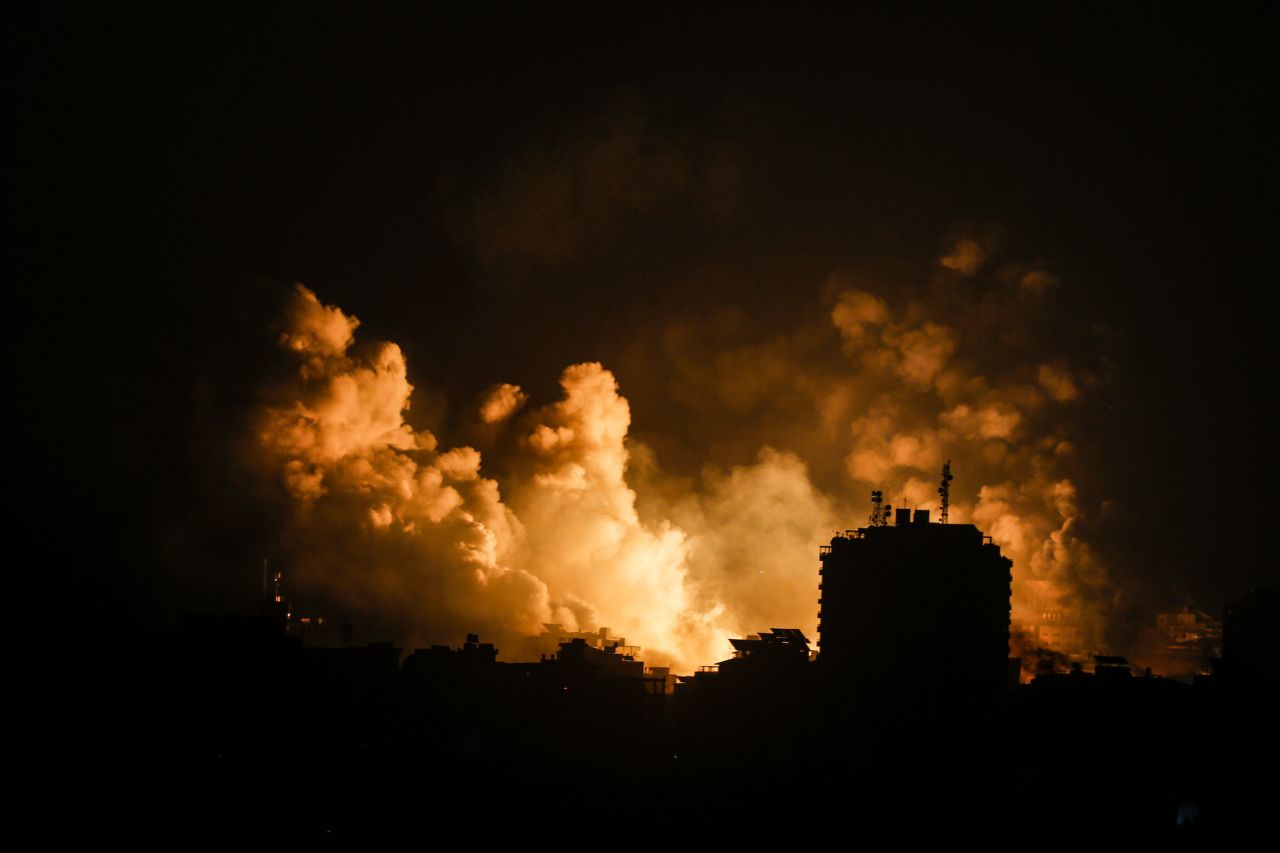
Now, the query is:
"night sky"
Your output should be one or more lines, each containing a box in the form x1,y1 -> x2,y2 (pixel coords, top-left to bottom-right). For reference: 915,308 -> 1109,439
14,4 -> 1274,663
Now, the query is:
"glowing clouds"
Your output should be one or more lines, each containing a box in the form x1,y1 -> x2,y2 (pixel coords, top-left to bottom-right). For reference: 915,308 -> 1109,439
941,404 -> 1022,441
832,288 -> 956,388
479,383 -> 527,424
279,282 -> 359,358
824,255 -> 1111,656
972,477 -> 1110,652
255,231 -> 1114,671
831,290 -> 889,345
1019,269 -> 1058,294
510,363 -> 718,668
672,448 -> 838,641
885,322 -> 956,387
939,238 -> 986,276
259,285 -> 552,645
1037,363 -> 1080,402
522,363 -> 632,484
261,286 -> 421,473
258,296 -> 730,669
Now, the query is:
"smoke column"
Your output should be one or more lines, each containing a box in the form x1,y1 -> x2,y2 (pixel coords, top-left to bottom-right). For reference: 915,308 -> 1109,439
258,231 -> 1114,671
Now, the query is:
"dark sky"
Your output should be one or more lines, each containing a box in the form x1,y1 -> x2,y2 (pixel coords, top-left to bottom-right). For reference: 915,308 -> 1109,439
14,4 -> 1274,648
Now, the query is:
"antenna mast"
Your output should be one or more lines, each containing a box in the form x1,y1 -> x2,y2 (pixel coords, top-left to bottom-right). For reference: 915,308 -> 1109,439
938,459 -> 953,524
869,490 -> 887,527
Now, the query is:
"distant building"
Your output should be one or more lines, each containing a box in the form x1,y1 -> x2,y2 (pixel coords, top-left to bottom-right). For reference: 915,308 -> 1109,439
1091,654 -> 1134,680
1025,580 -> 1087,659
402,632 -> 498,680
1217,587 -> 1278,686
1156,609 -> 1221,646
817,506 -> 1012,698
513,624 -> 639,661
1134,606 -> 1221,679
673,628 -> 814,761
722,629 -> 811,671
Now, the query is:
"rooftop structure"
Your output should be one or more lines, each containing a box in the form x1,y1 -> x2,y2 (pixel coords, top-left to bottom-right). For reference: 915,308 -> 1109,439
818,492 -> 1012,698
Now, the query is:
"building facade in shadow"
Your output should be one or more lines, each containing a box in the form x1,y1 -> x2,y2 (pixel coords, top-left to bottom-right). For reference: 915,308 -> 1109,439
817,505 -> 1013,706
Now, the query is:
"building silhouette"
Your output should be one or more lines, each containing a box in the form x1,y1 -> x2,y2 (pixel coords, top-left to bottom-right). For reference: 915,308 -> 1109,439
1216,587 -> 1279,687
817,505 -> 1012,700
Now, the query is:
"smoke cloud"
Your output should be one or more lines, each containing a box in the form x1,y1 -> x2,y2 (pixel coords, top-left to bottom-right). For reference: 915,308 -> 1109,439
257,224 -> 1115,672
826,265 -> 1116,660
939,238 -> 986,276
259,285 -> 549,648
259,286 -> 738,669
616,246 -> 1115,667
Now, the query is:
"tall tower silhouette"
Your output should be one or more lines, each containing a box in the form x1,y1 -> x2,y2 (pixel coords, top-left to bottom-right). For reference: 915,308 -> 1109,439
817,501 -> 1012,699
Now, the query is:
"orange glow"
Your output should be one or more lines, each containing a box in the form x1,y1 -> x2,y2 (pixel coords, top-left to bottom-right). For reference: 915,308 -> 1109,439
258,262 -> 1109,672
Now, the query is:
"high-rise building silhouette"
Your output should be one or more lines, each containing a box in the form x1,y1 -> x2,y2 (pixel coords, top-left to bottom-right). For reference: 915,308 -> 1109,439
817,505 -> 1012,698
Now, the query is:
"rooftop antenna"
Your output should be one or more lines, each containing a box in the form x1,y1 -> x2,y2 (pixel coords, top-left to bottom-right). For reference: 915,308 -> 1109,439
869,490 -> 887,527
938,459 -> 954,524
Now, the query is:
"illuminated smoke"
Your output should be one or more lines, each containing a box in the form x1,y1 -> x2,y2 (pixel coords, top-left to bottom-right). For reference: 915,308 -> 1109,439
478,383 -> 527,424
939,238 -> 986,276
504,361 -> 725,666
826,262 -> 1113,659
258,230 -> 1114,671
259,286 -> 550,648
431,107 -> 1114,667
1037,364 -> 1080,403
258,286 -> 733,670
621,252 -> 1113,665
659,447 -> 839,643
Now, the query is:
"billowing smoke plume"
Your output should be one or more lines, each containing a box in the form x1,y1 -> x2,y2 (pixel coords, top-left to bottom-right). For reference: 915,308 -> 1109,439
829,239 -> 1113,663
617,232 -> 1116,670
823,248 -> 1114,658
259,227 -> 1114,672
259,285 -> 733,669
259,285 -> 550,648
